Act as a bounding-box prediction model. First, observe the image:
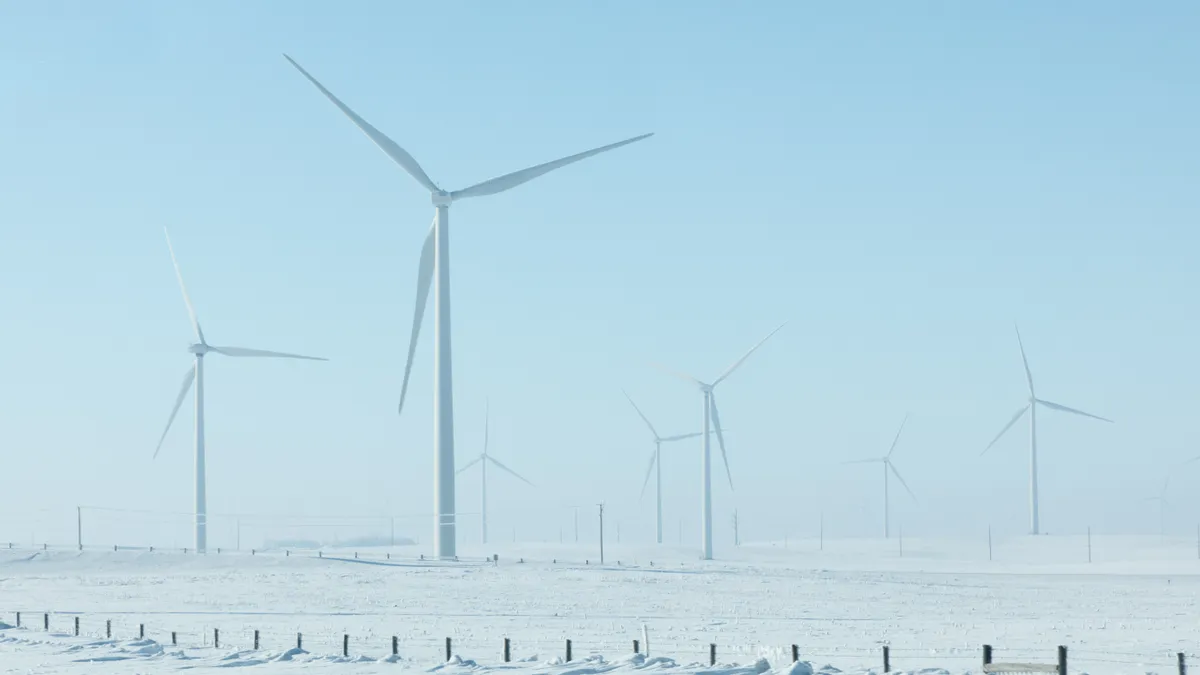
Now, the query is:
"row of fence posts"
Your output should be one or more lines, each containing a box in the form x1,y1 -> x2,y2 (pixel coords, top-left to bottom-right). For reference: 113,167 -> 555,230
9,615 -> 1192,673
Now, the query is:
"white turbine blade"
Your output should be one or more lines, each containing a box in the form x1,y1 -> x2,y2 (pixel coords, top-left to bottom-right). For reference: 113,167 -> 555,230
622,389 -> 660,440
885,414 -> 909,459
164,228 -> 205,344
283,55 -> 440,194
982,404 -> 1030,455
153,367 -> 196,459
639,449 -> 657,502
398,218 -> 436,417
888,460 -> 918,503
450,133 -> 653,201
487,456 -> 534,487
652,363 -> 705,387
709,393 -> 734,491
659,430 -> 718,443
1014,324 -> 1035,396
456,455 -> 484,476
209,346 -> 327,361
1036,399 -> 1113,423
713,322 -> 787,387
841,458 -> 882,465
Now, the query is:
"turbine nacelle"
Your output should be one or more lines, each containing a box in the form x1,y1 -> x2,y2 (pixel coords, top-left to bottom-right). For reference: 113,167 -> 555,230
188,343 -> 211,356
431,191 -> 453,207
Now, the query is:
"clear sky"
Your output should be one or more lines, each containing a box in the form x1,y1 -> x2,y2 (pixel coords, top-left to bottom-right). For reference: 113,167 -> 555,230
2,1 -> 1199,551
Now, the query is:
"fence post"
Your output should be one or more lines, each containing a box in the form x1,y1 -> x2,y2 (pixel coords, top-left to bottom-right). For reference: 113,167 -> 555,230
792,644 -> 799,663
710,643 -> 716,666
44,613 -> 48,631
445,637 -> 452,662
1057,646 -> 1067,675
74,617 -> 79,636
566,639 -> 573,662
883,645 -> 891,673
106,620 -> 111,639
634,639 -> 640,655
214,628 -> 219,649
504,637 -> 511,662
343,634 -> 349,657
254,630 -> 259,650
297,633 -> 302,651
15,612 -> 20,628
1179,652 -> 1186,675
393,635 -> 399,656
139,624 -> 144,639
172,632 -> 177,646
983,644 -> 993,668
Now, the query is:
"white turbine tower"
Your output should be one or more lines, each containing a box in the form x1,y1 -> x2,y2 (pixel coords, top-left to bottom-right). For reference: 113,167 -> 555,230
455,402 -> 533,545
658,323 -> 786,560
1143,474 -> 1172,537
622,390 -> 714,545
153,230 -> 326,554
982,326 -> 1113,535
843,415 -> 917,538
285,55 -> 652,559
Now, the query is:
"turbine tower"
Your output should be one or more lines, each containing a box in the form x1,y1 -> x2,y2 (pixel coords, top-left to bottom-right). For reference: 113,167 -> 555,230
153,229 -> 326,553
658,323 -> 785,560
843,414 -> 917,538
983,326 -> 1112,535
622,390 -> 714,544
285,55 -> 652,559
1143,474 -> 1172,537
455,402 -> 533,545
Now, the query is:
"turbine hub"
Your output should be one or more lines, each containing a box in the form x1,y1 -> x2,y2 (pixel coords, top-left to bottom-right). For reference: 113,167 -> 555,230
188,343 -> 210,356
431,191 -> 453,207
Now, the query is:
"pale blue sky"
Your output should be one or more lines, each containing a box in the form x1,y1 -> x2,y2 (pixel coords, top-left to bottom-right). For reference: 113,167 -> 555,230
2,1 -> 1199,550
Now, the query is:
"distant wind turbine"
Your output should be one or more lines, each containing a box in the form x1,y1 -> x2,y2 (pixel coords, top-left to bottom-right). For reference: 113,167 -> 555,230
153,229 -> 326,554
982,326 -> 1113,535
622,390 -> 715,545
455,401 -> 533,545
844,415 -> 917,538
285,55 -> 651,559
1143,474 -> 1172,537
658,323 -> 786,560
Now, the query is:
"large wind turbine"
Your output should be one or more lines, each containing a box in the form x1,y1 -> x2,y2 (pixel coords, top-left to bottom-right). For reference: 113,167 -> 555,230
622,390 -> 715,545
982,326 -> 1113,535
285,55 -> 652,559
658,323 -> 785,560
455,402 -> 533,545
843,415 -> 917,538
153,230 -> 326,553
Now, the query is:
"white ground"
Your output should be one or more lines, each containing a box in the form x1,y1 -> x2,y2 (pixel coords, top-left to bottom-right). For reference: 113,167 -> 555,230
1,535 -> 1197,674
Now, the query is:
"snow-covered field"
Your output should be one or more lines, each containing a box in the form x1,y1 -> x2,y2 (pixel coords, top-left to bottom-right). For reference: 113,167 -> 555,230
1,536 -> 1197,674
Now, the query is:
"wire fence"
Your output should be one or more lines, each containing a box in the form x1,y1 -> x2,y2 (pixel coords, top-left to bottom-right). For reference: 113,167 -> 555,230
2,610 -> 1196,673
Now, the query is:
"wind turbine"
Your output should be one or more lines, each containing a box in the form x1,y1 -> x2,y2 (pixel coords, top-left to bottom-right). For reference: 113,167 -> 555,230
658,323 -> 786,560
285,55 -> 652,559
1143,474 -> 1172,537
455,402 -> 533,545
153,230 -> 326,554
622,390 -> 716,545
843,415 -> 917,538
982,326 -> 1113,535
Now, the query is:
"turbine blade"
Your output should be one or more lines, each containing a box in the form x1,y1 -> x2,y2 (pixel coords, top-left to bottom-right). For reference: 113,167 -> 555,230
652,363 -> 704,387
982,404 -> 1031,455
622,389 -> 660,440
487,456 -> 534,487
153,366 -> 196,459
209,346 -> 327,361
283,55 -> 440,194
885,414 -> 909,459
713,322 -> 787,387
450,133 -> 653,201
841,458 -> 882,465
164,228 -> 205,344
709,393 -> 733,491
456,455 -> 483,476
1014,324 -> 1035,396
659,430 -> 720,443
639,449 -> 657,502
1036,399 -> 1113,423
888,460 -> 918,504
483,399 -> 489,457
398,217 -> 436,417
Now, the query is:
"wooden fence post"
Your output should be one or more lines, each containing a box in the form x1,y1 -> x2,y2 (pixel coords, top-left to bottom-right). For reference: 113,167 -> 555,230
254,630 -> 259,650
792,645 -> 799,663
504,637 -> 511,662
445,637 -> 452,662
1057,646 -> 1067,675
171,632 -> 177,646
343,634 -> 349,657
1178,652 -> 1186,675
983,644 -> 993,669
15,612 -> 19,628
297,633 -> 302,651
634,639 -> 640,655
139,624 -> 144,639
43,613 -> 48,631
883,645 -> 891,673
710,643 -> 716,666
566,639 -> 573,662
393,635 -> 399,656
106,620 -> 111,639
214,628 -> 219,649
74,617 -> 79,636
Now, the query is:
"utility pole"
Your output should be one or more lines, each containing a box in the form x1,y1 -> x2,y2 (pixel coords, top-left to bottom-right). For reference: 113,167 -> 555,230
597,503 -> 605,564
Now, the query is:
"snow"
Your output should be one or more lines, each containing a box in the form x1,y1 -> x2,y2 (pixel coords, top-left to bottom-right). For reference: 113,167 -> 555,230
0,536 -> 1196,673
